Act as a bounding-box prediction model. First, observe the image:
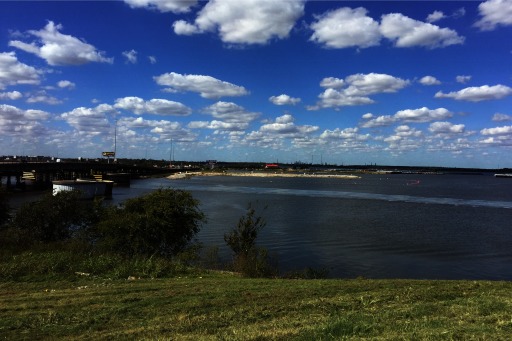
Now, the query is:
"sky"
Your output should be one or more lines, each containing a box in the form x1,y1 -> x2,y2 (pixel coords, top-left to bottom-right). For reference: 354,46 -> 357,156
1,0 -> 512,168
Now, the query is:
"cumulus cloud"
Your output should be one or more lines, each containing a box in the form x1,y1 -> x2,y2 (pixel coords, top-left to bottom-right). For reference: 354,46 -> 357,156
360,115 -> 395,128
320,127 -> 369,141
61,105 -> 112,136
481,125 -> 512,135
202,101 -> 259,123
269,94 -> 301,106
0,104 -> 49,137
122,49 -> 137,64
26,91 -> 62,105
419,76 -> 441,86
173,0 -> 305,44
0,91 -> 23,100
394,107 -> 452,123
114,96 -> 192,116
57,80 -> 75,90
154,72 -> 249,99
124,0 -> 197,13
492,113 -> 512,122
435,85 -> 512,102
474,0 -> 512,31
320,77 -> 345,89
9,21 -> 113,66
0,52 -> 41,90
426,11 -> 446,23
429,121 -> 465,135
380,13 -> 464,48
310,73 -> 409,110
310,7 -> 381,49
148,56 -> 157,64
260,114 -> 319,136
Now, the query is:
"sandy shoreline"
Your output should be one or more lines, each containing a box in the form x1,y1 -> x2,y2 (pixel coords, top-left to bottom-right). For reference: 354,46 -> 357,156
167,171 -> 361,180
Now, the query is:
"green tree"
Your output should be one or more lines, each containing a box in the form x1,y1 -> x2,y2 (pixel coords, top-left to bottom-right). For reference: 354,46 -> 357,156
9,191 -> 99,243
93,188 -> 206,257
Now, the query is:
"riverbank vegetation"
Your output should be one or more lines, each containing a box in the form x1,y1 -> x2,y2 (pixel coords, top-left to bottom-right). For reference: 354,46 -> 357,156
2,188 -> 512,339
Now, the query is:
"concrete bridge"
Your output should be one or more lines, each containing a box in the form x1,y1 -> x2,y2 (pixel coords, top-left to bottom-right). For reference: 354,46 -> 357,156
0,161 -> 192,189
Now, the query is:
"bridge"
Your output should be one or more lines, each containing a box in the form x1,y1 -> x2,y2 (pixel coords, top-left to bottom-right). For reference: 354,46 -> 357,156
0,161 -> 192,189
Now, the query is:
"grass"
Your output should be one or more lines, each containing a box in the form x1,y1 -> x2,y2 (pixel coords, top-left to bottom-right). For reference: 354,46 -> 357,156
2,273 -> 512,340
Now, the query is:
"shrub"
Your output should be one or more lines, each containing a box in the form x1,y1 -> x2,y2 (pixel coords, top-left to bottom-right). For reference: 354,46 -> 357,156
224,203 -> 277,277
8,191 -> 101,243
92,188 -> 206,257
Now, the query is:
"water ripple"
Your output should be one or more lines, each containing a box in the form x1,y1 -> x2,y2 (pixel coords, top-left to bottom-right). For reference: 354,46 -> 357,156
174,183 -> 512,209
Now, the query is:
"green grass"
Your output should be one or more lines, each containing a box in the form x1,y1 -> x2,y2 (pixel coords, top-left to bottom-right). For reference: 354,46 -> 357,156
2,274 -> 512,340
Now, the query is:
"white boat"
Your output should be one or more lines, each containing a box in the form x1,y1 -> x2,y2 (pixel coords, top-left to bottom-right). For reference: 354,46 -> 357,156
494,174 -> 512,178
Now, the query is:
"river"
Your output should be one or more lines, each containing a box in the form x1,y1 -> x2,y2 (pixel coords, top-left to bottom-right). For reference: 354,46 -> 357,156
107,173 -> 512,280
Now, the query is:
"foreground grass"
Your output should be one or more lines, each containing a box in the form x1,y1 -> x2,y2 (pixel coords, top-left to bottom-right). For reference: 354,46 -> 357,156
2,274 -> 512,340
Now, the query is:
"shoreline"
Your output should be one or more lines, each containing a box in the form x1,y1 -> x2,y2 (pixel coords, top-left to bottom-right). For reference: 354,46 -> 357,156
167,171 -> 361,180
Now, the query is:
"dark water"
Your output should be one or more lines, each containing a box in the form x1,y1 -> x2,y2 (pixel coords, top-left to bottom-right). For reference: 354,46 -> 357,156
116,173 -> 512,280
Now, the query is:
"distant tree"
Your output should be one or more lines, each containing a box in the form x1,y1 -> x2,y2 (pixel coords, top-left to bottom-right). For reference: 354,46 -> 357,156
9,191 -> 99,242
93,188 -> 206,257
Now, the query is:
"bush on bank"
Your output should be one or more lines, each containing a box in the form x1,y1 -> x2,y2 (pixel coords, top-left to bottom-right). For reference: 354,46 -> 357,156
0,188 -> 207,280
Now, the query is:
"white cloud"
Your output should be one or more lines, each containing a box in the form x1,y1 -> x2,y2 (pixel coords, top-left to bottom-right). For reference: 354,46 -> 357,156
380,13 -> 464,48
188,120 -> 248,132
26,91 -> 62,105
0,91 -> 22,100
0,52 -> 41,90
320,127 -> 368,140
310,7 -> 381,49
320,77 -> 345,89
173,0 -> 305,45
474,0 -> 512,31
429,121 -> 465,135
269,94 -> 301,106
9,21 -> 113,66
435,85 -> 512,102
394,107 -> 452,123
122,49 -> 137,64
114,96 -> 192,116
202,101 -> 259,123
360,115 -> 395,128
148,56 -> 157,64
426,11 -> 446,23
61,105 -> 112,135
492,113 -> 512,122
456,75 -> 471,84
124,0 -> 197,13
311,73 -> 409,110
419,76 -> 441,86
154,72 -> 249,99
0,104 -> 49,138
481,125 -> 512,135
57,80 -> 75,90
260,114 -> 318,136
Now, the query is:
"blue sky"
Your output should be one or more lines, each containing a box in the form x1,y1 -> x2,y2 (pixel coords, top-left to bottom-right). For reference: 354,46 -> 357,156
1,0 -> 512,168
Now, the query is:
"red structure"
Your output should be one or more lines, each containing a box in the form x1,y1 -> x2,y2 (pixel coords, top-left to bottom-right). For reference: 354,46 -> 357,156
265,163 -> 279,169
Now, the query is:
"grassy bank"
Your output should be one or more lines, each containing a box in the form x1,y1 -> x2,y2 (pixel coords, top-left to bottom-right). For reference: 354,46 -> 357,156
2,273 -> 512,340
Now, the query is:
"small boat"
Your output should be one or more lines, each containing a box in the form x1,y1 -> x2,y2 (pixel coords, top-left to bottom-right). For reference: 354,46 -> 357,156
494,174 -> 512,178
